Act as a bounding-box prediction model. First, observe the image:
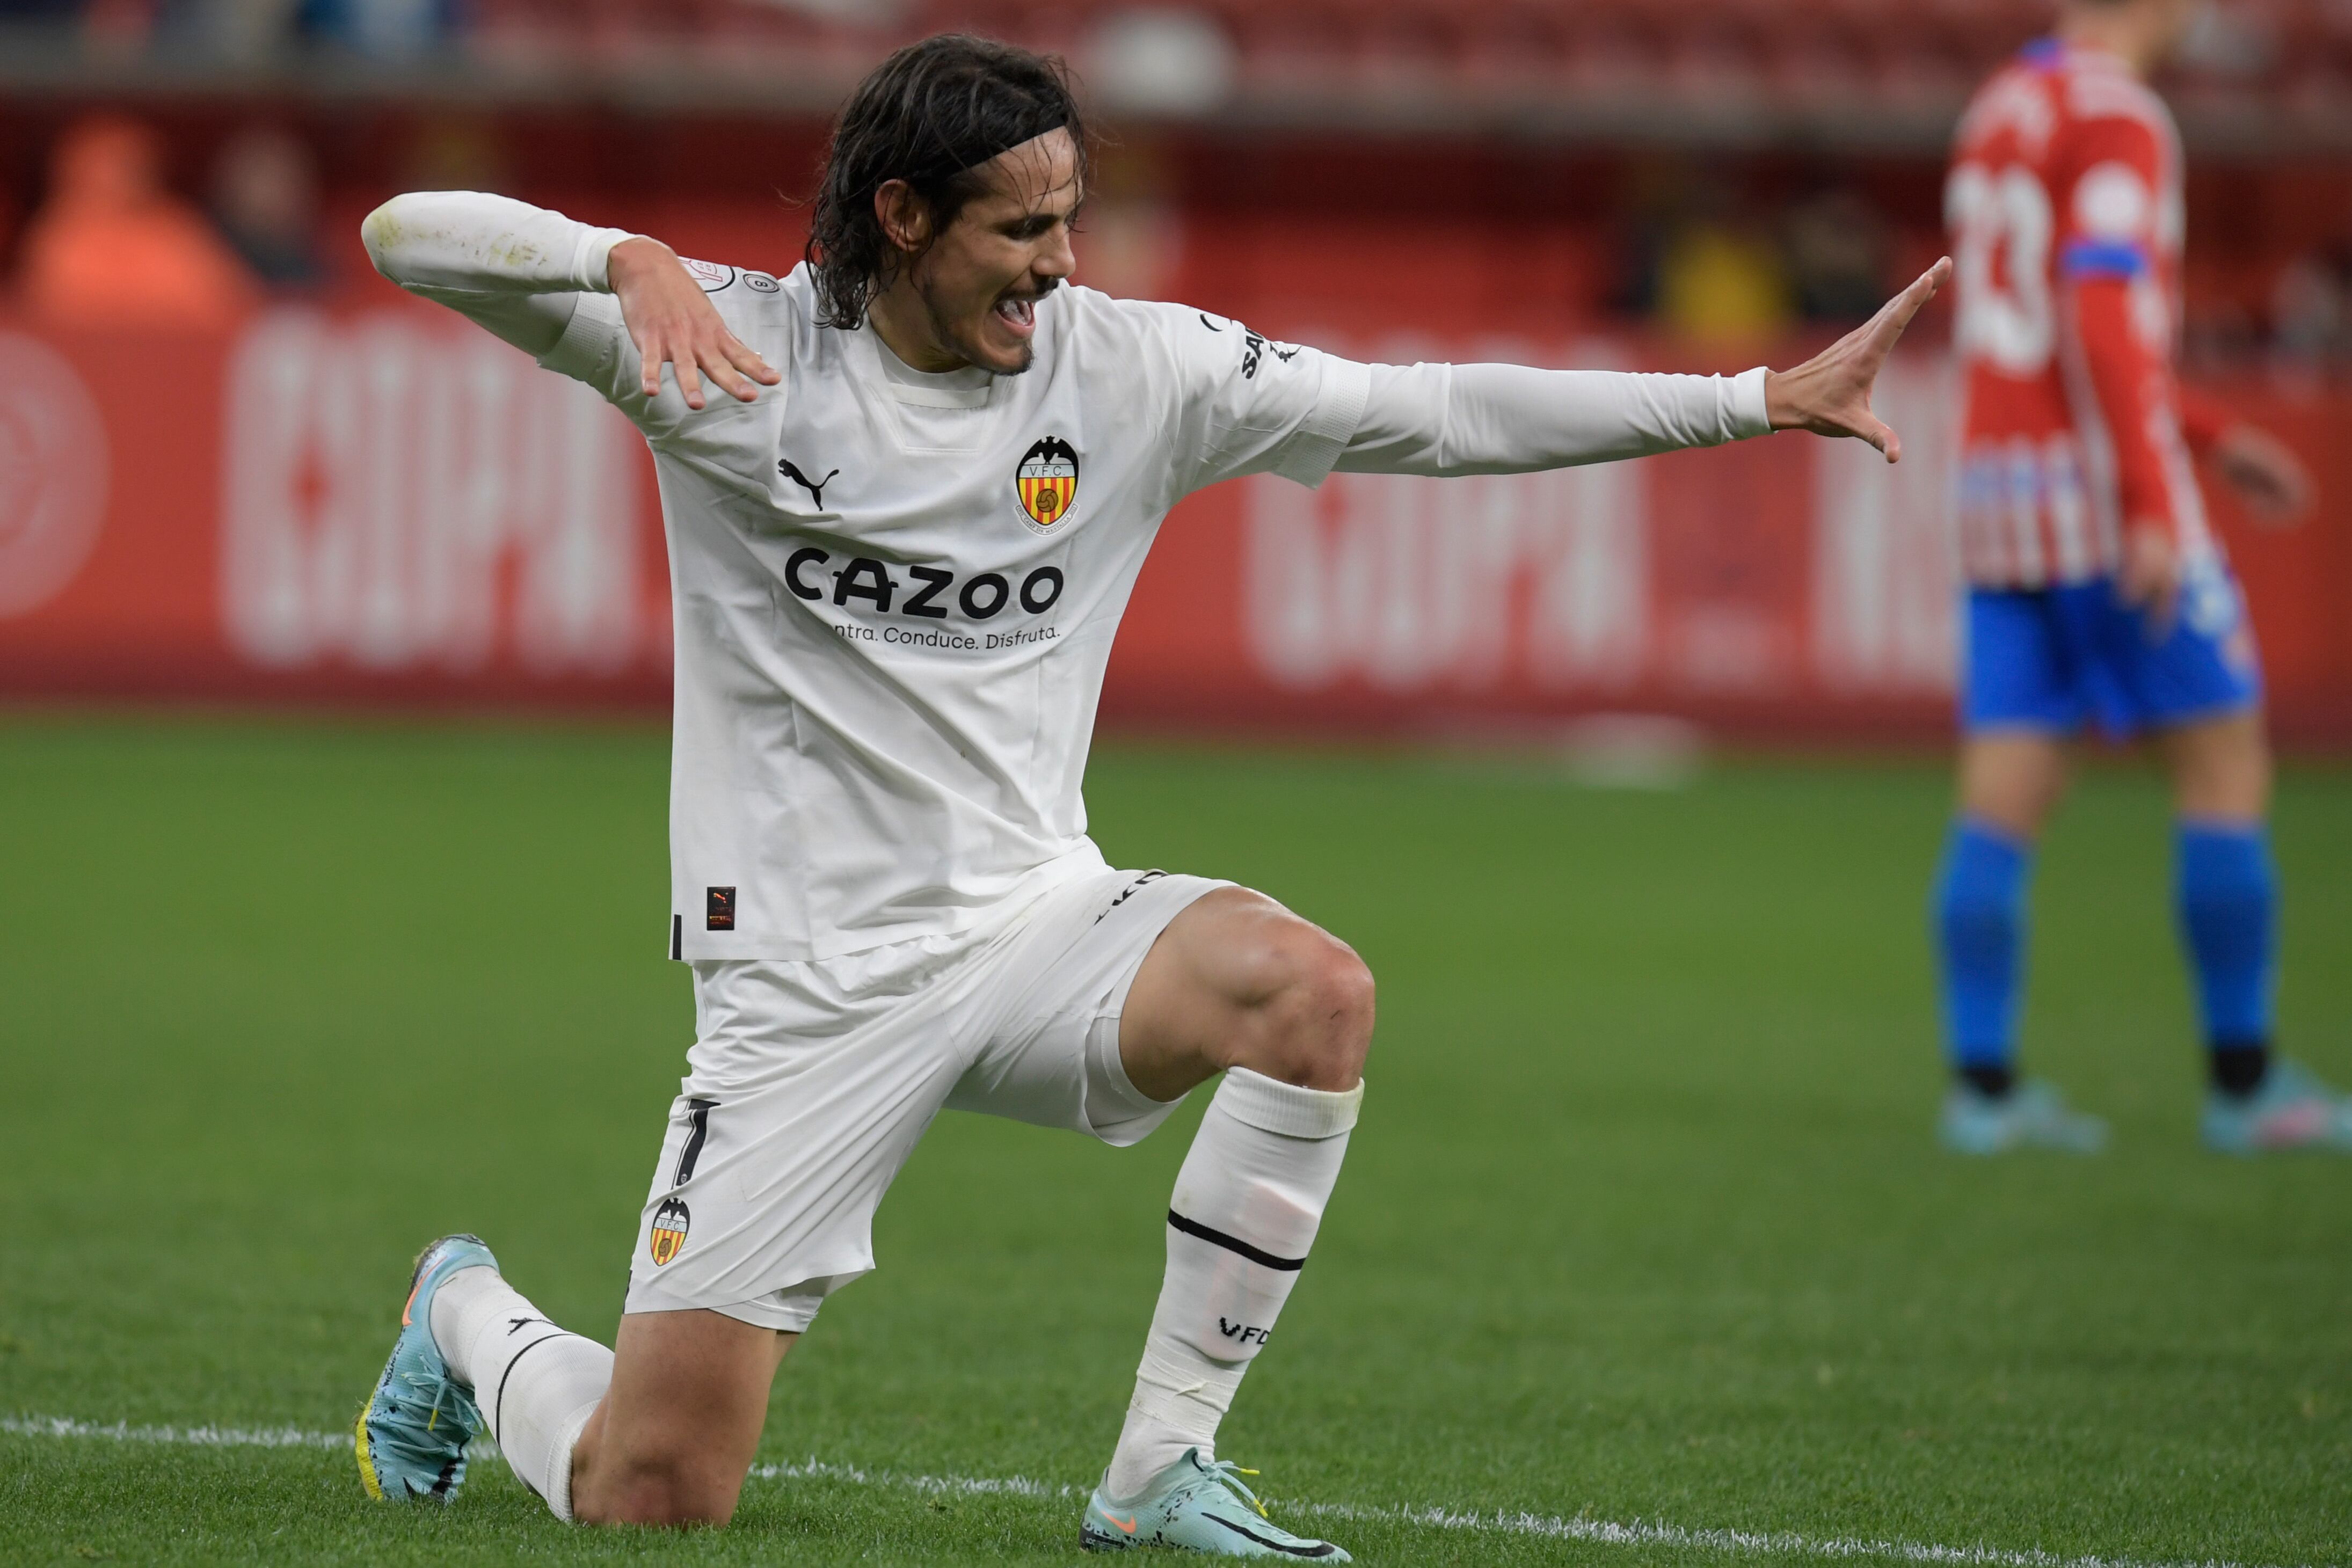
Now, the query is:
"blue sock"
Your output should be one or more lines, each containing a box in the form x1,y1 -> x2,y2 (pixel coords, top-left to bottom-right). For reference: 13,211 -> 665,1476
1933,820 -> 2031,1085
2175,821 -> 2278,1060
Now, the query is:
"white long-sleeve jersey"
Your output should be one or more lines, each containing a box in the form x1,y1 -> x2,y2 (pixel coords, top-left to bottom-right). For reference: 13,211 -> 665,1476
364,192 -> 1773,960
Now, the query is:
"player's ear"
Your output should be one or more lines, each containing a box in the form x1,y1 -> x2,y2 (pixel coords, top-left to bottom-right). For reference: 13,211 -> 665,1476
874,179 -> 932,256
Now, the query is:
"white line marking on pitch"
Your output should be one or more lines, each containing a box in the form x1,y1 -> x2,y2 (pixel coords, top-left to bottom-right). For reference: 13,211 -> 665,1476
4,1413 -> 2313,1568
3,1414 -> 348,1450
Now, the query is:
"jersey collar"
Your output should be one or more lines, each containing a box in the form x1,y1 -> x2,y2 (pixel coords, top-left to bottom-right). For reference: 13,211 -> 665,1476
854,322 -> 997,410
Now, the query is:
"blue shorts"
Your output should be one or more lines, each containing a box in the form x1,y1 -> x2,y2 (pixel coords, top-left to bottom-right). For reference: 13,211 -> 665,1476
1962,560 -> 2262,738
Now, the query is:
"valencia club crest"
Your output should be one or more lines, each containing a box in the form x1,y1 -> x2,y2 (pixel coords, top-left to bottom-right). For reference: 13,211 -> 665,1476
1015,436 -> 1079,533
649,1197 -> 691,1266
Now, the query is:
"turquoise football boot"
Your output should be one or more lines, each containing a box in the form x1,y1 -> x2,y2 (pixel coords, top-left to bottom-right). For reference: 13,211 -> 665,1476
1081,1449 -> 1350,1559
1939,1078 -> 2108,1154
2203,1059 -> 2352,1154
355,1234 -> 497,1502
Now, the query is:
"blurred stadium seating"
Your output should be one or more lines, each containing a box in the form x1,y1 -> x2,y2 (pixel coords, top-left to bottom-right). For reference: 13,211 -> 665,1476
0,1 -> 2347,740
1,0 -> 2349,147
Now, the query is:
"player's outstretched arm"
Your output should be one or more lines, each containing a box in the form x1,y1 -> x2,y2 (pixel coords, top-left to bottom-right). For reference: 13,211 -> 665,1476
361,191 -> 778,409
1330,258 -> 1950,479
362,190 -> 625,356
1760,257 -> 1952,463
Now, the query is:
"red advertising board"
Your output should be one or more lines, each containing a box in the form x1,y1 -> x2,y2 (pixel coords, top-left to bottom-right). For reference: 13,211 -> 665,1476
3,301 -> 2347,744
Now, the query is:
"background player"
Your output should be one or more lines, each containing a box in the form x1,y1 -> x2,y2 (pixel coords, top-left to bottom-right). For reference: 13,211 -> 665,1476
1935,0 -> 2338,1155
356,33 -> 1948,1557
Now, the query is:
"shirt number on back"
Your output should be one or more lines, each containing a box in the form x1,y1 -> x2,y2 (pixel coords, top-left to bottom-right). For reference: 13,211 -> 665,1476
1947,164 -> 2055,376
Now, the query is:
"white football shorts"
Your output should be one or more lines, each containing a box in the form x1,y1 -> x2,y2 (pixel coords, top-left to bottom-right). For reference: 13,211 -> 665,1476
623,867 -> 1226,1331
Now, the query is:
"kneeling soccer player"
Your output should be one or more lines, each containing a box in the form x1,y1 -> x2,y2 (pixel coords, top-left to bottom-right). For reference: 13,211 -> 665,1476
354,33 -> 1946,1555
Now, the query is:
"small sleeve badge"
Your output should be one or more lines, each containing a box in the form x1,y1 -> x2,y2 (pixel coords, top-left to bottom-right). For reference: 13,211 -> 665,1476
1015,436 -> 1080,533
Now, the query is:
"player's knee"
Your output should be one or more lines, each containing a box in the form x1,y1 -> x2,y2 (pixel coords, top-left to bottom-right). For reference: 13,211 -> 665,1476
1965,772 -> 2058,840
580,1448 -> 742,1528
593,1476 -> 738,1528
2171,718 -> 2270,819
1242,927 -> 1374,1091
1958,737 -> 2065,840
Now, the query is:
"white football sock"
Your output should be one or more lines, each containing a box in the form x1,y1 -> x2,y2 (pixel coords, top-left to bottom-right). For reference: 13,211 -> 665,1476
430,1264 -> 613,1521
1103,1067 -> 1361,1500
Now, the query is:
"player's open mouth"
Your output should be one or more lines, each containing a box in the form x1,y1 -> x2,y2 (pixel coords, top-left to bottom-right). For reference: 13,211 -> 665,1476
992,294 -> 1037,334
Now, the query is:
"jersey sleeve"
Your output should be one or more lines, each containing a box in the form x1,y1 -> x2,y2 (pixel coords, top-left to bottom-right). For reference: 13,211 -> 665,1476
536,262 -> 782,449
536,291 -> 643,406
1143,304 -> 1372,498
2175,382 -> 2234,460
1335,361 -> 1771,475
367,191 -> 775,450
2056,110 -> 2201,545
362,190 -> 630,359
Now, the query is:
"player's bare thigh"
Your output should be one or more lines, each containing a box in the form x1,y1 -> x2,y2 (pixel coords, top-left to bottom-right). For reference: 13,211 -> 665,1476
2157,708 -> 2271,823
1957,729 -> 2070,841
567,887 -> 1377,1526
1118,886 -> 1373,1102
570,1309 -> 795,1527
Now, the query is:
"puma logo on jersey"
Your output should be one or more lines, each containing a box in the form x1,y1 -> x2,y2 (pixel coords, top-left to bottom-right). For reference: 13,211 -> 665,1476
779,460 -> 840,508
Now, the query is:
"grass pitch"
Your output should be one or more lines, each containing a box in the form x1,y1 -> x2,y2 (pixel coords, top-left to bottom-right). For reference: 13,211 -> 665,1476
1,715 -> 2347,1566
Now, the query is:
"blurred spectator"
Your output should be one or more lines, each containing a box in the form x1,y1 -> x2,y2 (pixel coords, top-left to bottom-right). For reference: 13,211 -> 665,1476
155,0 -> 305,62
2182,294 -> 2263,374
400,118 -> 513,197
210,126 -> 323,286
1073,141 -> 1183,301
1656,222 -> 1792,346
0,0 -> 156,49
81,0 -> 157,49
1619,163 -> 1793,347
18,115 -> 260,331
296,0 -> 452,60
2272,244 -> 2352,376
1782,184 -> 1890,324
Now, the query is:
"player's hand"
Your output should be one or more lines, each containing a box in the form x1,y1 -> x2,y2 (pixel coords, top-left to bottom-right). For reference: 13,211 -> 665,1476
1764,257 -> 1953,463
2118,524 -> 2181,632
608,236 -> 781,411
2210,424 -> 2313,525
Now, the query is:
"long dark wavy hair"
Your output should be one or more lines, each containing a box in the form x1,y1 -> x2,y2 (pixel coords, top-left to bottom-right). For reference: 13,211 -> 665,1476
806,34 -> 1090,331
